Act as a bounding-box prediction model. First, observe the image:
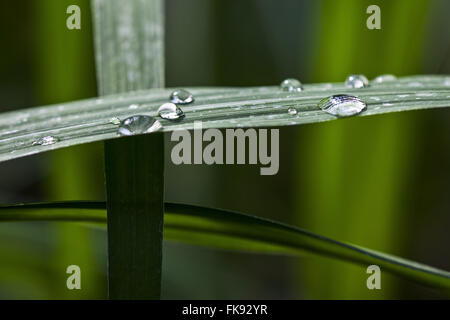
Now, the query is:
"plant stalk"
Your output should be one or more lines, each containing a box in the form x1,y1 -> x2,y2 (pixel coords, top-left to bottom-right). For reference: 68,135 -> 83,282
91,0 -> 165,299
104,133 -> 164,299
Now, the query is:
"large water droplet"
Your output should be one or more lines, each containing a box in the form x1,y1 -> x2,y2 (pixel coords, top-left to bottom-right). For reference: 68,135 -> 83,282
373,74 -> 396,83
345,75 -> 369,88
287,107 -> 298,115
117,115 -> 162,136
318,94 -> 367,117
32,136 -> 59,146
280,78 -> 303,92
158,103 -> 185,120
170,89 -> 194,104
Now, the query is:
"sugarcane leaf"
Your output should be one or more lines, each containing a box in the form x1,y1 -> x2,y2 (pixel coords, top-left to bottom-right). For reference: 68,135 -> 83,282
1,201 -> 449,291
0,76 -> 449,163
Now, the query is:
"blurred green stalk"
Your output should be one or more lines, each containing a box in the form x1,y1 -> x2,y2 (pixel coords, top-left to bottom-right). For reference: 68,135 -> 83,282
33,0 -> 103,299
295,0 -> 430,299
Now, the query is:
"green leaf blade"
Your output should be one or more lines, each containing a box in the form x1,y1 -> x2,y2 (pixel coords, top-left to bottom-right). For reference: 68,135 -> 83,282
1,201 -> 449,291
0,76 -> 449,162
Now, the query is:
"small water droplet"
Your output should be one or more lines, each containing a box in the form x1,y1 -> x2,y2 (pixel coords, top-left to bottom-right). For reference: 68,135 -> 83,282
287,107 -> 298,115
128,104 -> 139,109
32,136 -> 59,146
158,103 -> 185,120
280,78 -> 303,92
109,117 -> 121,125
318,94 -> 367,117
170,89 -> 194,104
373,74 -> 396,83
117,115 -> 162,136
345,75 -> 369,88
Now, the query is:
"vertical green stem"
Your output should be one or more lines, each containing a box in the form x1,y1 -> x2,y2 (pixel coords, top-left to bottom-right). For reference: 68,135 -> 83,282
34,0 -> 101,299
104,134 -> 164,299
91,0 -> 165,299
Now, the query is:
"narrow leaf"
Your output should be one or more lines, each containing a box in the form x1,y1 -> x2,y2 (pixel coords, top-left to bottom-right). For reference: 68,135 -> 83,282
1,76 -> 449,163
91,0 -> 165,299
1,201 -> 449,291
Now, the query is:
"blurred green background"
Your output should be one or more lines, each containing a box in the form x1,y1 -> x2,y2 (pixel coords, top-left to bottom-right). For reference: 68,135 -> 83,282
0,0 -> 449,299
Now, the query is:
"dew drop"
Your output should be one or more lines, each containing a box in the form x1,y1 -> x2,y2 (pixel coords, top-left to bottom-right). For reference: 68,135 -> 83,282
287,107 -> 298,115
32,136 -> 59,146
117,115 -> 162,136
158,102 -> 185,120
345,75 -> 369,88
170,89 -> 194,104
109,117 -> 121,125
373,74 -> 396,83
280,78 -> 303,92
318,94 -> 367,117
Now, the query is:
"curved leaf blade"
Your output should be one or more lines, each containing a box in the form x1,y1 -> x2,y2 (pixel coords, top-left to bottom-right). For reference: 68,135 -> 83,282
0,201 -> 449,291
0,76 -> 449,162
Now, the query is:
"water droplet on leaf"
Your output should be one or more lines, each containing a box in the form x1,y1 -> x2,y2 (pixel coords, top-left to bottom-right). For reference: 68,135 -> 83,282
32,136 -> 59,146
287,107 -> 298,115
158,103 -> 185,120
373,74 -> 396,83
170,89 -> 194,104
117,115 -> 162,136
280,78 -> 303,92
318,94 -> 367,117
109,117 -> 121,125
345,75 -> 369,88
